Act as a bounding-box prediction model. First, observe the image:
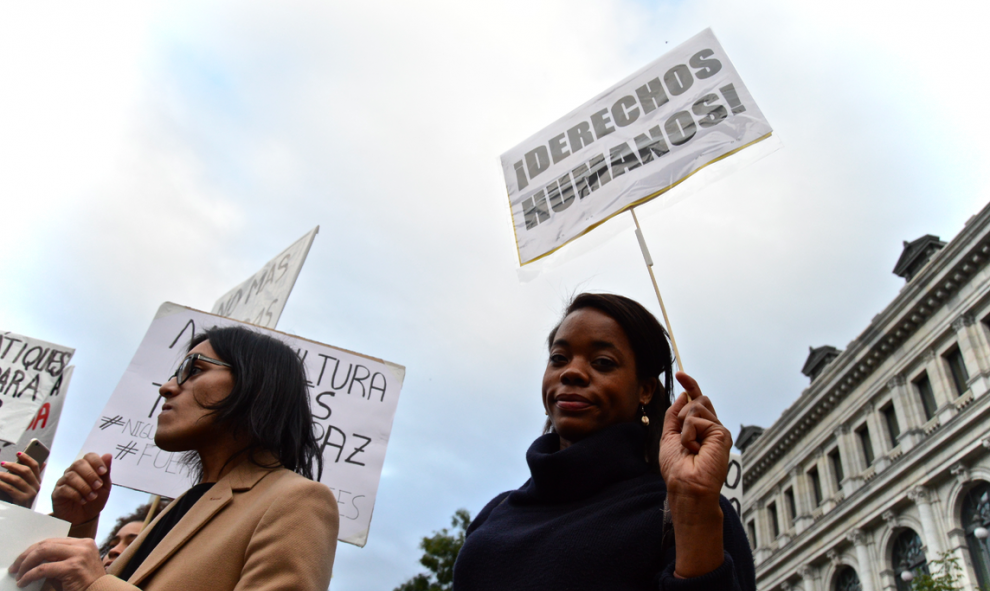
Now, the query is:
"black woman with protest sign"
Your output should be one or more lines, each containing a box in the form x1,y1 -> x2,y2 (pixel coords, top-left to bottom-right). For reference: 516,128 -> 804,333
8,325 -> 339,591
453,293 -> 755,590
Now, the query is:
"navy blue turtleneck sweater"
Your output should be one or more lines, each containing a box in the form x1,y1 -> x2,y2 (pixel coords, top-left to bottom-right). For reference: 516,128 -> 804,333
452,423 -> 755,591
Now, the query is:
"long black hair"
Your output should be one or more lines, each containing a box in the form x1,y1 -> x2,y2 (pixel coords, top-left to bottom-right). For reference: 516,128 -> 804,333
185,325 -> 322,480
544,293 -> 675,472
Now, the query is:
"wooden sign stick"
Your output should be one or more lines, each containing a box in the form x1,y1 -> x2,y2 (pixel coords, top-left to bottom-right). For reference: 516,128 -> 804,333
142,494 -> 161,530
630,208 -> 685,378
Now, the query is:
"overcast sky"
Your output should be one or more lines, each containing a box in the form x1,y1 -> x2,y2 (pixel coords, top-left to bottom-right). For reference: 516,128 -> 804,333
2,1 -> 989,588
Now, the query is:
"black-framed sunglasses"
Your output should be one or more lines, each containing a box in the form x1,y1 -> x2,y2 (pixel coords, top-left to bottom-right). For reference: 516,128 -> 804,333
170,353 -> 232,386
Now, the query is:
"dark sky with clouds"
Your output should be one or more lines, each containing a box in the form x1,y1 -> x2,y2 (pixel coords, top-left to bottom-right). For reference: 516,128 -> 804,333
2,0 -> 988,588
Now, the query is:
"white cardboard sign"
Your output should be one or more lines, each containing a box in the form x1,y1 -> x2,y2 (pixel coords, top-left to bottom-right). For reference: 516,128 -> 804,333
0,502 -> 70,591
211,226 -> 318,329
500,28 -> 773,265
0,366 -> 73,504
80,303 -> 404,547
721,452 -> 743,516
0,332 -> 74,444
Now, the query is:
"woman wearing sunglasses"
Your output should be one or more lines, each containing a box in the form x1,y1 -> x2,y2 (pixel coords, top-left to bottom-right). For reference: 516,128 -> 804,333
9,326 -> 339,591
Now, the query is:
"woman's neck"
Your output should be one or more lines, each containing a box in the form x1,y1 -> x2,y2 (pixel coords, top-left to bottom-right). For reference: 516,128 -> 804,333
197,436 -> 252,483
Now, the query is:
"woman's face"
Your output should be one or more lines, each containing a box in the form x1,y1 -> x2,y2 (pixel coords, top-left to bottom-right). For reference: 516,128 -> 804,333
543,308 -> 654,448
155,340 -> 234,452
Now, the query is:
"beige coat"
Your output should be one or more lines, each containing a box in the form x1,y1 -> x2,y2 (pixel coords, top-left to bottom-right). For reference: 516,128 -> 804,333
89,460 -> 338,591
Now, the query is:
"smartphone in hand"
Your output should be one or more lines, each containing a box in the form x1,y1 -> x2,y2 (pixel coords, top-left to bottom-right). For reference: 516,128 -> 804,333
21,439 -> 50,466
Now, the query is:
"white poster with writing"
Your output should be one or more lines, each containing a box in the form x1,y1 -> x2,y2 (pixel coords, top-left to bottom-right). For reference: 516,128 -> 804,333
501,28 -> 773,265
212,226 -> 319,329
721,452 -> 742,516
0,332 -> 74,444
79,303 -> 405,547
0,365 -> 73,471
0,502 -> 70,591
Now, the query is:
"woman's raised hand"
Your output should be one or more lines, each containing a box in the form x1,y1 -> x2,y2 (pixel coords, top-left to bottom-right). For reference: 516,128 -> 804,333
0,452 -> 45,508
51,453 -> 112,526
659,373 -> 733,499
658,372 -> 733,579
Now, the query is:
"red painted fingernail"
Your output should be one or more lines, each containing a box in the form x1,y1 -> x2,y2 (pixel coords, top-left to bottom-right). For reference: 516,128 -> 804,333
0,462 -> 5,466
15,452 -> 21,457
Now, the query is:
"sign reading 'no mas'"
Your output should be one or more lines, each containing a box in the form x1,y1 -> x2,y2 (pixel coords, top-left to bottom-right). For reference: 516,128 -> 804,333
501,28 -> 773,265
80,303 -> 405,548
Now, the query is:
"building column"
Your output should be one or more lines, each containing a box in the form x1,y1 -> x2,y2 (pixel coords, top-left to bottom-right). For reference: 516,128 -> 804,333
792,466 -> 813,533
952,314 -> 988,397
922,348 -> 955,421
799,564 -> 820,591
847,529 -> 877,591
908,485 -> 943,555
833,425 -> 863,495
863,402 -> 889,472
887,375 -> 923,450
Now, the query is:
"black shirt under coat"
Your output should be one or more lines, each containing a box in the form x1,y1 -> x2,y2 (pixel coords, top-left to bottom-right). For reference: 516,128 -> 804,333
452,422 -> 756,591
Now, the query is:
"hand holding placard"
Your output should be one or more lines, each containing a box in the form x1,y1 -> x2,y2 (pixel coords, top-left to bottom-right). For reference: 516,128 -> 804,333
8,537 -> 106,591
0,503 -> 69,591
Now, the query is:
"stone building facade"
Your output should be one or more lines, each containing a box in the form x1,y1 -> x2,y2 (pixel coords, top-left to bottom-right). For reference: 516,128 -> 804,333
739,201 -> 990,590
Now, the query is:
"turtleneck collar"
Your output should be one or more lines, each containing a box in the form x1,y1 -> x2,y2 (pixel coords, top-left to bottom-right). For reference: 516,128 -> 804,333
516,422 -> 652,503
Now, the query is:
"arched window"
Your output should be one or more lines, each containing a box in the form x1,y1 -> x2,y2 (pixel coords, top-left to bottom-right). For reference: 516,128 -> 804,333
892,528 -> 928,591
834,566 -> 862,591
962,481 -> 990,587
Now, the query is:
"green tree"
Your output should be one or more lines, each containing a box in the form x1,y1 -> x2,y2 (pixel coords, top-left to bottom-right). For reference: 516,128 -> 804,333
911,551 -> 964,591
393,509 -> 472,591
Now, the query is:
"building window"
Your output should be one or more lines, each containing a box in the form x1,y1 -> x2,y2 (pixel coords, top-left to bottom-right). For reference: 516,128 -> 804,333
833,566 -> 862,591
829,448 -> 845,488
892,528 -> 928,591
785,487 -> 797,523
882,403 -> 900,447
914,373 -> 938,421
768,502 -> 779,538
856,425 -> 874,467
962,481 -> 990,587
747,520 -> 757,550
944,346 -> 970,396
808,466 -> 823,507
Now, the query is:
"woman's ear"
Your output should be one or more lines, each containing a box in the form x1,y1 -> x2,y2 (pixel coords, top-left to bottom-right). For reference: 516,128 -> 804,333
639,377 -> 658,405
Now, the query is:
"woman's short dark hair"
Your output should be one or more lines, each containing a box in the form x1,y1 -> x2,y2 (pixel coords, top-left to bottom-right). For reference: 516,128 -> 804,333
186,325 -> 323,480
545,293 -> 674,472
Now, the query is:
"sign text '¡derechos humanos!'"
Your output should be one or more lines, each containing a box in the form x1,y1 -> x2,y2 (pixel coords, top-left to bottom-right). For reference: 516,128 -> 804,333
514,49 -> 746,231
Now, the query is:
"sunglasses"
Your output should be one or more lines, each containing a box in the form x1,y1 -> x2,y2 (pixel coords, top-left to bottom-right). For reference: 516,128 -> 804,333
170,353 -> 232,386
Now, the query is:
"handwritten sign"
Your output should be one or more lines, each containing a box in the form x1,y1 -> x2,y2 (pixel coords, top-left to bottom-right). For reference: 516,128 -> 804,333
0,332 -> 74,443
500,28 -> 773,265
211,226 -> 319,329
0,502 -> 70,591
79,303 -> 404,547
0,366 -> 73,507
721,453 -> 743,516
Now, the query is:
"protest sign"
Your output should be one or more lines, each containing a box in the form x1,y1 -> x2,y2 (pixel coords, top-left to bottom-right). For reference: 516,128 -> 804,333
0,502 -> 69,591
501,28 -> 773,265
721,453 -> 743,516
0,366 -> 73,506
211,226 -> 319,329
80,303 -> 404,547
0,332 -> 74,443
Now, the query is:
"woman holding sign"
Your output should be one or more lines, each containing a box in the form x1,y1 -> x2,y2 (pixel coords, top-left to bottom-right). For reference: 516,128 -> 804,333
9,326 -> 339,591
453,293 -> 755,590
